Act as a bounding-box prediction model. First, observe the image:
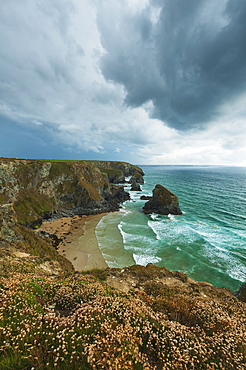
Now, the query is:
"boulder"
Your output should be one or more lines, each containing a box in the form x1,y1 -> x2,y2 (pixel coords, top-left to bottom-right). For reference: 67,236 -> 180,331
130,182 -> 142,191
142,184 -> 182,215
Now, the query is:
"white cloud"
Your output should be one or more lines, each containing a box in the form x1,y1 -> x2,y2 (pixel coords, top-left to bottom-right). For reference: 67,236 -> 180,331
136,119 -> 246,166
0,0 -> 246,166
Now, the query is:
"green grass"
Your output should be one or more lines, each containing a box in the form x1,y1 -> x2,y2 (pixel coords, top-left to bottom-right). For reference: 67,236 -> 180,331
99,167 -> 123,177
49,162 -> 73,179
14,190 -> 54,226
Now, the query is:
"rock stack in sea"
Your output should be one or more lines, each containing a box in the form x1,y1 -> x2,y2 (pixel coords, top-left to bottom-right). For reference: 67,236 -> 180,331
142,184 -> 182,215
130,182 -> 142,191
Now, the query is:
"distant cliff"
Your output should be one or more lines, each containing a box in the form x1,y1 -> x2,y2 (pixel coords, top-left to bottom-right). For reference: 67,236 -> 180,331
0,158 -> 143,227
87,160 -> 144,183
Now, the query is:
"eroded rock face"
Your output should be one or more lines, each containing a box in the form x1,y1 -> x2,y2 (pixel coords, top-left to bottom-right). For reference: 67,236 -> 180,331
235,283 -> 246,302
130,182 -> 142,191
0,158 -> 138,226
129,173 -> 144,184
0,203 -> 23,242
142,184 -> 182,215
90,161 -> 144,177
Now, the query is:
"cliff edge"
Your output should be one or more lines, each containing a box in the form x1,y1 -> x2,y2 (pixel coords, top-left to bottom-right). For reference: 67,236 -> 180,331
0,158 -> 142,227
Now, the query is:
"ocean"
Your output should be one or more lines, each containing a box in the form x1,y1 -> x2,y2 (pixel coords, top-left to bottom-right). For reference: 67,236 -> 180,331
96,166 -> 246,292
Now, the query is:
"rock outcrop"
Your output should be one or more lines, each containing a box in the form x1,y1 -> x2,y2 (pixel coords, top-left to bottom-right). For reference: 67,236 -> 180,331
235,283 -> 246,302
0,158 -> 137,227
0,203 -> 23,242
140,195 -> 152,200
130,182 -> 142,191
89,160 -> 144,177
129,172 -> 144,184
142,184 -> 182,215
88,160 -> 144,184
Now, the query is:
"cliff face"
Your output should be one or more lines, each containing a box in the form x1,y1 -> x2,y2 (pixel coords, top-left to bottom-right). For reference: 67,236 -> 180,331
0,203 -> 23,242
0,158 -> 141,276
0,202 -> 74,276
88,160 -> 144,177
0,158 -> 138,227
87,160 -> 144,183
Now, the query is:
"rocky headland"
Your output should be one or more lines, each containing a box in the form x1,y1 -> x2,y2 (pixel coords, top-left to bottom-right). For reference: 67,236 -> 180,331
0,158 -> 143,275
0,158 -> 143,227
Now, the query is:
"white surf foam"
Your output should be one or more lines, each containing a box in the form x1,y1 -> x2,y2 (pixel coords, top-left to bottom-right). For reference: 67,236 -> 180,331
133,254 -> 161,266
168,214 -> 177,221
150,213 -> 159,220
147,220 -> 162,240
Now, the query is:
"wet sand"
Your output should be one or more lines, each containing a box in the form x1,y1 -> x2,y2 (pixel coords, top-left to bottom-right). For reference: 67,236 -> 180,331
38,214 -> 109,271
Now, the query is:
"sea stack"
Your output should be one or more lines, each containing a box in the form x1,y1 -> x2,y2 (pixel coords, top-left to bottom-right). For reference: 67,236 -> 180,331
130,182 -> 142,191
142,184 -> 182,215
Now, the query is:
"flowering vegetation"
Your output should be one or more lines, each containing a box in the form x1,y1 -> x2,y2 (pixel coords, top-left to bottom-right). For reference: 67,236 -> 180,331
0,265 -> 245,369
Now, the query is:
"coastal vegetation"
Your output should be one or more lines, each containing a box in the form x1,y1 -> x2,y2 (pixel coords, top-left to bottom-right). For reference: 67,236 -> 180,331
0,264 -> 245,369
0,158 -> 245,369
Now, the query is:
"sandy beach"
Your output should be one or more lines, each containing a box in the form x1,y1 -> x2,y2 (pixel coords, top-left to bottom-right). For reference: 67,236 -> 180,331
39,213 -> 109,271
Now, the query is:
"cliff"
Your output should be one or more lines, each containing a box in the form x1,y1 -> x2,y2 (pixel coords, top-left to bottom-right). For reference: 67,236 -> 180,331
0,157 -> 141,277
86,160 -> 144,184
0,158 -> 139,227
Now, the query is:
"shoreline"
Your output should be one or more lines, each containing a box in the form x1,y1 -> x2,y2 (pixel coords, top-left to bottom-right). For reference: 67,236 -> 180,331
38,213 -> 110,271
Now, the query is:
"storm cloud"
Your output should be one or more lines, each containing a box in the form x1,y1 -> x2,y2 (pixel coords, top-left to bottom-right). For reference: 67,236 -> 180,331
98,0 -> 246,129
0,0 -> 245,165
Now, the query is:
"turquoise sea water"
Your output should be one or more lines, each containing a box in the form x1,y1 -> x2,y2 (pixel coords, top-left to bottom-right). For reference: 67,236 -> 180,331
96,166 -> 246,291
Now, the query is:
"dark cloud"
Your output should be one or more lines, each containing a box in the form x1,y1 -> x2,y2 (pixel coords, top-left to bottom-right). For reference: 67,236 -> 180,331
98,0 -> 246,130
0,0 -> 245,165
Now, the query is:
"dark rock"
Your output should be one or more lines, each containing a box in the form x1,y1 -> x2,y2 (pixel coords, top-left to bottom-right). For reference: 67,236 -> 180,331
235,283 -> 246,302
38,230 -> 62,249
130,182 -> 142,191
140,195 -> 152,200
104,185 -> 130,203
129,173 -> 144,184
142,184 -> 182,215
102,169 -> 125,184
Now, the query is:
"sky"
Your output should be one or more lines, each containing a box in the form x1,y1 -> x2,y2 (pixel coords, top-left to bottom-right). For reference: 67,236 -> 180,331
0,0 -> 246,165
